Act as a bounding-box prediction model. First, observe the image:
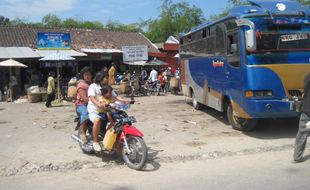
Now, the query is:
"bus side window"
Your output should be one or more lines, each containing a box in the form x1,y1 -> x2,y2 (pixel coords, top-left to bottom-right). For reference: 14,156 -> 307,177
227,33 -> 239,55
215,24 -> 226,56
227,32 -> 240,67
207,26 -> 216,55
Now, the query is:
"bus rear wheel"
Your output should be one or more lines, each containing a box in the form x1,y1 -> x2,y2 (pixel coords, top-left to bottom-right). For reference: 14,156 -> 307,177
192,91 -> 202,110
227,103 -> 257,132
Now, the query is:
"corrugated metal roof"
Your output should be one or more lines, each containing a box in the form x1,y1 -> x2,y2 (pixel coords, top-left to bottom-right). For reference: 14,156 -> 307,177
0,47 -> 40,59
81,48 -> 123,53
36,50 -> 87,57
39,51 -> 76,61
0,26 -> 161,53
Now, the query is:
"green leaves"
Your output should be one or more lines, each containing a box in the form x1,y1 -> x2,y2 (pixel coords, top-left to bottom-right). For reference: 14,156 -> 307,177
144,0 -> 205,43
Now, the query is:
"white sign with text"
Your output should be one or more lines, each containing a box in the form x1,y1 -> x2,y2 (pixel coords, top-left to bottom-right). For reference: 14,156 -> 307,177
122,45 -> 148,62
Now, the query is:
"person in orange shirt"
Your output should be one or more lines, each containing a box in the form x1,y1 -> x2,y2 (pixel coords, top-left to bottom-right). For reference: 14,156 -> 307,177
157,71 -> 165,93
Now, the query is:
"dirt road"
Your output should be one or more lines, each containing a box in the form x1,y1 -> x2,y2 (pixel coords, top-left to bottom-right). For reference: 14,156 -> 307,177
0,95 -> 309,189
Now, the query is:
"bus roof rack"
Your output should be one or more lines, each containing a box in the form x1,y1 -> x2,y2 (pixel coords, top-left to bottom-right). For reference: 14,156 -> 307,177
180,0 -> 309,38
245,0 -> 309,19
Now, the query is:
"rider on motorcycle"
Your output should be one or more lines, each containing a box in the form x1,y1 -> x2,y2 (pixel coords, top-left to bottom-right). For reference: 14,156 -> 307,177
75,67 -> 92,144
98,85 -> 117,130
88,72 -> 133,152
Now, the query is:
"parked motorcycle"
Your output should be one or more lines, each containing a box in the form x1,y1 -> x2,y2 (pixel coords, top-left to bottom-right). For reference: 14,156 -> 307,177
71,101 -> 148,170
142,80 -> 160,96
126,72 -> 147,97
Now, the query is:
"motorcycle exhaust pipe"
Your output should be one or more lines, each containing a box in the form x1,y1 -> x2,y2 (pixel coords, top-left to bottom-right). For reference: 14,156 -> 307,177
71,134 -> 83,144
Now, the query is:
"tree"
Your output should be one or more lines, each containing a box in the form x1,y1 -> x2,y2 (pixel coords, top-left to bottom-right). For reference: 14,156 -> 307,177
297,0 -> 310,6
62,18 -> 80,28
42,14 -> 62,27
144,0 -> 205,43
0,16 -> 10,25
105,20 -> 143,33
10,17 -> 28,26
80,21 -> 103,29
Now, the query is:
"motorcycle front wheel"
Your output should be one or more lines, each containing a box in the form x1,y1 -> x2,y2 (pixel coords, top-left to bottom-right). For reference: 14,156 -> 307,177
122,136 -> 148,170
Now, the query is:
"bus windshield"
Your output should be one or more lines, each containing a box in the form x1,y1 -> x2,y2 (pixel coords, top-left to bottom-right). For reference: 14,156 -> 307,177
246,17 -> 310,65
255,26 -> 310,52
247,17 -> 310,52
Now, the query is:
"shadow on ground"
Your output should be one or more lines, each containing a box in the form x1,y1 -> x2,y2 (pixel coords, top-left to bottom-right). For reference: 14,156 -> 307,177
181,99 -> 299,140
141,147 -> 162,172
244,118 -> 299,139
93,146 -> 162,172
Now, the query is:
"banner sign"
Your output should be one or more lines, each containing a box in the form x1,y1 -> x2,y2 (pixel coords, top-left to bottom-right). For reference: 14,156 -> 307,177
37,32 -> 71,50
122,45 -> 148,62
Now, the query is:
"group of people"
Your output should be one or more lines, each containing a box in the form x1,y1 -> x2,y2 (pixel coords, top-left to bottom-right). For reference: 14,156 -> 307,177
140,66 -> 179,92
75,66 -> 132,152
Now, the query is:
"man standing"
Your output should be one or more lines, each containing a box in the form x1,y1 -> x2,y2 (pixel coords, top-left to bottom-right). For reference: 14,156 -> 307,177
294,73 -> 310,162
140,66 -> 148,82
148,67 -> 158,83
45,71 -> 56,108
10,74 -> 18,101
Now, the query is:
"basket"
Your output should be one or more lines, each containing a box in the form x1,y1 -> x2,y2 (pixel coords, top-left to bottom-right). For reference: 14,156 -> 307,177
41,93 -> 48,102
120,81 -> 130,94
27,93 -> 42,103
170,77 -> 179,89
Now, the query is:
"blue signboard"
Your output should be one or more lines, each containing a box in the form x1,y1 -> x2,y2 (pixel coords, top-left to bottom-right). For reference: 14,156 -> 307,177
37,32 -> 71,50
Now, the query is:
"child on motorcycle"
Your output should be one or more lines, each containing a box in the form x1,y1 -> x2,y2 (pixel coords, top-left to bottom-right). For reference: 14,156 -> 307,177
98,85 -> 117,130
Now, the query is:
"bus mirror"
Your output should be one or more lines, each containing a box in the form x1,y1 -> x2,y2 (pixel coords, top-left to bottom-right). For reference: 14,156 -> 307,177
245,29 -> 256,51
230,44 -> 238,54
236,19 -> 256,51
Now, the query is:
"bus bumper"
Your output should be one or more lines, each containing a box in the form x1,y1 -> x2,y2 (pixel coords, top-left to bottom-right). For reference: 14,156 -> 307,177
243,99 -> 300,119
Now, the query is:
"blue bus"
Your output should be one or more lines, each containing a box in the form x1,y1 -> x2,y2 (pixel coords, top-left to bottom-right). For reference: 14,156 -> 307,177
180,0 -> 310,131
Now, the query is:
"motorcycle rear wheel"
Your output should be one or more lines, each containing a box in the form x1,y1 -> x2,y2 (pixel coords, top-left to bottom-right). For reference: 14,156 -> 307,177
122,136 -> 148,170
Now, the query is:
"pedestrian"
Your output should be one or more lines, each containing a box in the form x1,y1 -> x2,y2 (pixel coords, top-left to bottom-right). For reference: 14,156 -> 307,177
10,74 -> 18,101
148,67 -> 158,83
140,66 -> 147,82
45,71 -> 56,108
101,66 -> 108,76
0,70 -> 5,97
294,73 -> 310,162
108,62 -> 116,85
158,71 -> 165,92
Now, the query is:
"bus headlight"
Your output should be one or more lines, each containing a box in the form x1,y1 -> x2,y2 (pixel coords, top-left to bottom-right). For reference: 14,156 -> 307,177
245,90 -> 273,98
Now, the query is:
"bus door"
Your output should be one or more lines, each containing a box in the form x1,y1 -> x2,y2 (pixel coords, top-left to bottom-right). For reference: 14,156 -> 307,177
225,25 -> 243,99
209,24 -> 228,91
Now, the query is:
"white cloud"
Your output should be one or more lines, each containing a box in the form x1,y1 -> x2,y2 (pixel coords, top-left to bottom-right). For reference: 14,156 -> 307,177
0,0 -> 79,21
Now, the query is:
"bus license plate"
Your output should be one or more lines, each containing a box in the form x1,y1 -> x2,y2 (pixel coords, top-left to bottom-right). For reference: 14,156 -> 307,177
281,34 -> 308,42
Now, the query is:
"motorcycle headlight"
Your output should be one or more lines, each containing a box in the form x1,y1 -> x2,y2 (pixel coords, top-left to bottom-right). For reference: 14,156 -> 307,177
245,90 -> 273,98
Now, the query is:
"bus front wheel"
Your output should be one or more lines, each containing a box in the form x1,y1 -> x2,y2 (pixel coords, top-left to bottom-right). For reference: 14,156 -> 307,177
192,91 -> 202,110
227,104 -> 257,132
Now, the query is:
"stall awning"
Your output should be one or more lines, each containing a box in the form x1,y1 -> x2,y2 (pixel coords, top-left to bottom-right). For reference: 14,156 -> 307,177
0,47 -> 41,59
36,50 -> 87,57
81,48 -> 123,54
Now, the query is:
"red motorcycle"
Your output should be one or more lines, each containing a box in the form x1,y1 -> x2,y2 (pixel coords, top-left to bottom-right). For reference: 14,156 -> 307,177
72,102 -> 148,170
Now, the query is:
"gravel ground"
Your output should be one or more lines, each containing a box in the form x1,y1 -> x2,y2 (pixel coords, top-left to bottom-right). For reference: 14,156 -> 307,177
0,95 -> 306,179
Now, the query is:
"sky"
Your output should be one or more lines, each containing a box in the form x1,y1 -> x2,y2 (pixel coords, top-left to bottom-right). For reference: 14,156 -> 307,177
0,0 -> 229,24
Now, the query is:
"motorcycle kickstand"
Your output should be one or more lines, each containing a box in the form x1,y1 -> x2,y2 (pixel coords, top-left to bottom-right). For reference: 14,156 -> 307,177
122,132 -> 132,154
